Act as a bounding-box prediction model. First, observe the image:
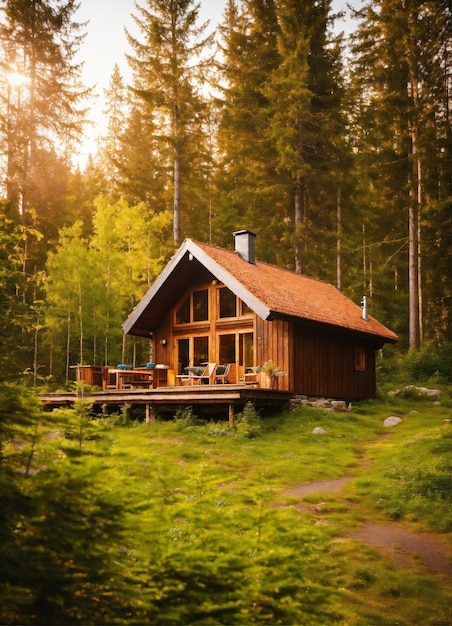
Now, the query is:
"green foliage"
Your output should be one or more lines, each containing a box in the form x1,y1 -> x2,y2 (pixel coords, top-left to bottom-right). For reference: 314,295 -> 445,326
1,387 -> 452,623
126,0 -> 214,243
403,346 -> 451,383
173,405 -> 202,428
44,200 -> 173,381
234,401 -> 262,439
377,344 -> 452,385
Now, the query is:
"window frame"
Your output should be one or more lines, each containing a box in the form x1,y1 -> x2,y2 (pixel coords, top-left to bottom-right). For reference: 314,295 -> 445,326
354,348 -> 366,372
175,288 -> 209,325
217,286 -> 253,320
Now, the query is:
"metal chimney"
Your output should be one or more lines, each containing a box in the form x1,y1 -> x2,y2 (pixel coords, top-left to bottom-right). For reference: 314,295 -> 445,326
361,296 -> 368,321
233,230 -> 256,264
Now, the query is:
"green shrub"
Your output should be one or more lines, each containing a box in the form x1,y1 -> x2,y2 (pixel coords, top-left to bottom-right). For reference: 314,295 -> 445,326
234,401 -> 262,438
173,405 -> 202,428
378,344 -> 451,385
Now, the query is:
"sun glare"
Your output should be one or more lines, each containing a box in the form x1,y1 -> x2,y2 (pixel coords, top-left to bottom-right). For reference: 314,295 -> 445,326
6,71 -> 30,87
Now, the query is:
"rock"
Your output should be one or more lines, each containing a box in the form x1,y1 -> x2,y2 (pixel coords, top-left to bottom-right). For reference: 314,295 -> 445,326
312,427 -> 327,435
389,386 -> 441,400
384,416 -> 402,427
433,401 -> 442,406
442,419 -> 451,424
331,400 -> 347,412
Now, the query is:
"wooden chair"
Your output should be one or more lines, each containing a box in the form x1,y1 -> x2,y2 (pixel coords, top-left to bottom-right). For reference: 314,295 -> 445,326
176,363 -> 216,385
244,367 -> 260,386
215,363 -> 232,384
192,362 -> 216,385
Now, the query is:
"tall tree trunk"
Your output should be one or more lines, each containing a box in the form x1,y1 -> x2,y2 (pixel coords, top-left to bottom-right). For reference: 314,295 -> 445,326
78,279 -> 83,364
417,157 -> 423,348
174,149 -> 181,244
294,176 -> 303,274
408,198 -> 418,349
66,302 -> 71,384
173,96 -> 181,244
408,16 -> 420,350
336,185 -> 342,291
362,224 -> 367,291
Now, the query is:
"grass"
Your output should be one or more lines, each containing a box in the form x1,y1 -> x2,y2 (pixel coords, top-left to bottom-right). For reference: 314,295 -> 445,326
97,395 -> 451,624
2,385 -> 452,624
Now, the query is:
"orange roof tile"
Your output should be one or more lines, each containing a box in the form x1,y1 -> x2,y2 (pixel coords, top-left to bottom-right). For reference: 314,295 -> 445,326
194,240 -> 397,343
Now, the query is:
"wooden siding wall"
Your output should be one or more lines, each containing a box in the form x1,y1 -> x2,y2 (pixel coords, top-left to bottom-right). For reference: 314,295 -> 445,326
293,323 -> 376,400
255,317 -> 291,392
153,316 -> 173,368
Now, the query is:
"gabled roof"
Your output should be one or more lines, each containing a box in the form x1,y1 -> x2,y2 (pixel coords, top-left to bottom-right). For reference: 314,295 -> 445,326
122,238 -> 398,344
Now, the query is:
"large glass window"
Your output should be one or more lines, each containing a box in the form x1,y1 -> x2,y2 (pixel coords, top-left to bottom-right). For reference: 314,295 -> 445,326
219,287 -> 236,318
176,295 -> 190,325
177,336 -> 209,372
193,289 -> 208,321
219,334 -> 236,364
240,300 -> 252,316
194,336 -> 209,365
239,332 -> 254,368
175,289 -> 208,324
177,338 -> 189,373
218,287 -> 252,318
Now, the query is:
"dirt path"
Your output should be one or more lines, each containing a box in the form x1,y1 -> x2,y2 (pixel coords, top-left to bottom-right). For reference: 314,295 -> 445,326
346,522 -> 451,576
282,477 -> 353,498
281,477 -> 451,577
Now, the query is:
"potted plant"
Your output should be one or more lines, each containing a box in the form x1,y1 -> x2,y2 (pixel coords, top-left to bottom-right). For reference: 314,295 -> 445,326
257,360 -> 285,388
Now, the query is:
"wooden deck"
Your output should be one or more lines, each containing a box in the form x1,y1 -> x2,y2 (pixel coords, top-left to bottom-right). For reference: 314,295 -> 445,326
40,384 -> 293,423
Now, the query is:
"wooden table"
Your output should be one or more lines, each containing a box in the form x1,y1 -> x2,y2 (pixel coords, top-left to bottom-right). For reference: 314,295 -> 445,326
103,368 -> 153,390
103,366 -> 171,390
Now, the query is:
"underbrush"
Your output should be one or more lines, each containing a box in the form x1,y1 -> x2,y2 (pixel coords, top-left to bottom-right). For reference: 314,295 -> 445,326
1,384 -> 451,625
376,343 -> 451,389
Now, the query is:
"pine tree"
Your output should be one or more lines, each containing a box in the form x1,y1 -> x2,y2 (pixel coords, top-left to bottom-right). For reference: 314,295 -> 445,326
263,0 -> 347,276
213,0 -> 282,258
350,0 -> 452,348
0,0 -> 87,223
125,0 -> 214,244
97,64 -> 128,197
0,0 -> 90,378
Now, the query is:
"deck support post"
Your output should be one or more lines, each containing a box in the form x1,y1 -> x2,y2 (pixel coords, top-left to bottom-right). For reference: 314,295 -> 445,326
145,404 -> 156,424
228,403 -> 234,427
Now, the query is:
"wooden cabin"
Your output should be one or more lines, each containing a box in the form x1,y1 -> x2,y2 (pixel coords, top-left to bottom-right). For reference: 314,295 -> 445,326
122,231 -> 397,401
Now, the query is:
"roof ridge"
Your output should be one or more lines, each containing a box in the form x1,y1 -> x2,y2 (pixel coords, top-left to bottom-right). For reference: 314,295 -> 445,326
192,238 -> 337,288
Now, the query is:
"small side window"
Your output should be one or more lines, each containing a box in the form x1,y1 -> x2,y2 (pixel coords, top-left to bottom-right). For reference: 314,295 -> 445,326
355,348 -> 366,371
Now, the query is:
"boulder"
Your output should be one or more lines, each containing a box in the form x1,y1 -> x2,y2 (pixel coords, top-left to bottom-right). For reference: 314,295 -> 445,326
312,427 -> 328,435
384,416 -> 402,427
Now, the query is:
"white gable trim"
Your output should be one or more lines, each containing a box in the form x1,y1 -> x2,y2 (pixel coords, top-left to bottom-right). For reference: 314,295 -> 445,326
122,239 -> 271,334
187,240 -> 271,320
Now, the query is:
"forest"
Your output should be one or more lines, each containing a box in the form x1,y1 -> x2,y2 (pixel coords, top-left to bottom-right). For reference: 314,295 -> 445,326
0,0 -> 451,384
1,3 -> 451,624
